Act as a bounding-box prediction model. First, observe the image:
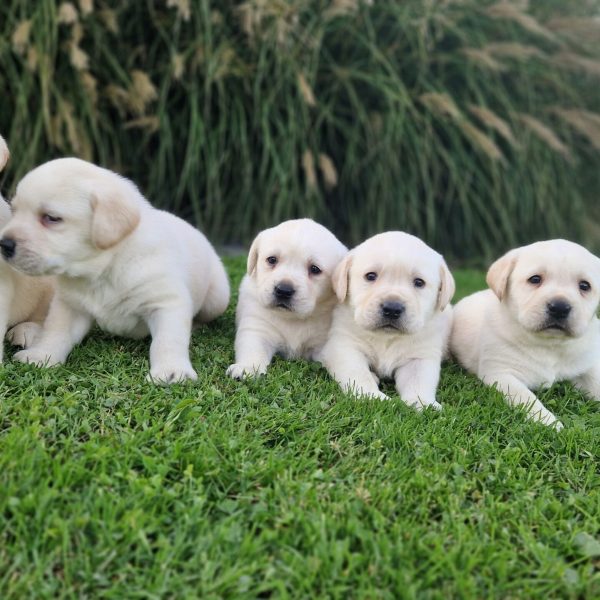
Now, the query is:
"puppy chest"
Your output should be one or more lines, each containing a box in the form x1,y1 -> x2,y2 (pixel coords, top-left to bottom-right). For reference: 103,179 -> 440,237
64,289 -> 149,338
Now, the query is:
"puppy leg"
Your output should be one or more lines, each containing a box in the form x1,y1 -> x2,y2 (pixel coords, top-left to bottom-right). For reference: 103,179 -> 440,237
395,358 -> 442,411
573,366 -> 600,401
482,372 -> 563,430
13,298 -> 92,366
146,305 -> 197,384
322,346 -> 388,400
227,328 -> 276,379
7,322 -> 42,348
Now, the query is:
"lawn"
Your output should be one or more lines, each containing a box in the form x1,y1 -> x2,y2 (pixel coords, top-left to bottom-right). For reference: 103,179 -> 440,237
1,257 -> 599,598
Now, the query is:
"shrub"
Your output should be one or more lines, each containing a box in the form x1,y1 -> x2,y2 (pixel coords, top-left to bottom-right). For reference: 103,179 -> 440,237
1,0 -> 599,261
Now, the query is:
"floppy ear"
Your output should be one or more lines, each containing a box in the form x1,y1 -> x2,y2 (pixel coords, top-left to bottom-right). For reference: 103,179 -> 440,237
247,233 -> 262,276
0,135 -> 9,172
332,254 -> 352,302
486,249 -> 518,300
437,260 -> 455,311
90,187 -> 141,250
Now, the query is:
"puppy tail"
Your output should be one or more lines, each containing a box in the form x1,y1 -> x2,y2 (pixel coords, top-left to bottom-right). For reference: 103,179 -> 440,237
196,258 -> 230,324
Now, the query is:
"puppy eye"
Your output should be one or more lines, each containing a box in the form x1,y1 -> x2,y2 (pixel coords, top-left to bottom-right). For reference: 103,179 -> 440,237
41,214 -> 63,226
579,280 -> 591,292
414,278 -> 425,288
365,272 -> 378,282
309,265 -> 322,275
266,256 -> 278,266
528,275 -> 542,285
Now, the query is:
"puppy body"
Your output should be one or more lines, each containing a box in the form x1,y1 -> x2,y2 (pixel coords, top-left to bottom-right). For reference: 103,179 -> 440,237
227,219 -> 347,378
450,240 -> 600,429
2,158 -> 229,382
320,232 -> 455,409
0,136 -> 54,359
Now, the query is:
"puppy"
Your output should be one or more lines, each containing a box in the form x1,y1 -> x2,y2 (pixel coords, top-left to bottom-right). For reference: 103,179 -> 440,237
320,232 -> 455,409
450,239 -> 600,430
0,135 -> 54,360
0,157 -> 229,383
227,219 -> 347,379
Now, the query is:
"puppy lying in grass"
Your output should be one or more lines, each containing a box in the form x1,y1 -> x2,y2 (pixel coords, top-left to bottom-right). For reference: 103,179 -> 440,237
0,135 -> 54,360
451,239 -> 600,430
0,157 -> 229,383
227,219 -> 347,379
320,231 -> 455,409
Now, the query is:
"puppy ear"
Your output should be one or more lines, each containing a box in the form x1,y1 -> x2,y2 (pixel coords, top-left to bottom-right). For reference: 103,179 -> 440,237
437,260 -> 455,311
332,254 -> 352,302
0,135 -> 10,172
91,187 -> 141,250
247,233 -> 261,276
486,249 -> 518,300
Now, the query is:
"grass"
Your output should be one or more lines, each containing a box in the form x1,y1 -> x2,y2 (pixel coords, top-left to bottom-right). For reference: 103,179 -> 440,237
2,1 -> 600,261
1,257 -> 600,598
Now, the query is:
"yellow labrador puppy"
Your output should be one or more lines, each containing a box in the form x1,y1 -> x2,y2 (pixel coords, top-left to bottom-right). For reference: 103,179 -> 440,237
0,136 -> 54,360
0,157 -> 229,383
320,232 -> 455,409
227,219 -> 347,379
450,239 -> 600,430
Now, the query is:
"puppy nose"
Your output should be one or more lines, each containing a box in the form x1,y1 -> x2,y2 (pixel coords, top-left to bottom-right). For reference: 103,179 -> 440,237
274,283 -> 295,299
0,237 -> 16,259
547,299 -> 572,320
381,301 -> 405,320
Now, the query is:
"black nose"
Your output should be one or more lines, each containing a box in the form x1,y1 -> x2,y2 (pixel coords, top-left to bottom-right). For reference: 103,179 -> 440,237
274,283 -> 295,299
381,301 -> 405,320
547,299 -> 572,320
0,237 -> 16,259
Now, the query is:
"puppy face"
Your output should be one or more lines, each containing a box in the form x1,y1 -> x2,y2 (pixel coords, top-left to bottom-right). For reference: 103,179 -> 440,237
333,232 -> 454,334
0,135 -> 11,226
0,158 -> 141,276
247,219 -> 347,317
487,239 -> 600,338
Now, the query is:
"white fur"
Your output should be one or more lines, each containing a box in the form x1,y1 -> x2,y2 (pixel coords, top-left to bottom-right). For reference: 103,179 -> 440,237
1,157 -> 229,383
0,135 -> 54,361
227,219 -> 347,379
320,231 -> 455,409
450,239 -> 600,430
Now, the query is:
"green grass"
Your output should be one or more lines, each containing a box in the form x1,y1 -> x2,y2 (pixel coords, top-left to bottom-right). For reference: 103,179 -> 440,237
1,257 -> 600,598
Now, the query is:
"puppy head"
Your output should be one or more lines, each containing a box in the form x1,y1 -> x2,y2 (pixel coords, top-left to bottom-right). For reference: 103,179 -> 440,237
247,218 -> 347,317
487,239 -> 600,337
0,158 -> 142,276
335,232 -> 454,334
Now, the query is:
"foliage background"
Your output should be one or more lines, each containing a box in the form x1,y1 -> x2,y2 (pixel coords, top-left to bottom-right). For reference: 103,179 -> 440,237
1,0 -> 600,261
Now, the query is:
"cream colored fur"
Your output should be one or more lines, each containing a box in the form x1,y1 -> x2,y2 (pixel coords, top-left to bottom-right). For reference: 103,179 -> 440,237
1,157 -> 229,383
450,239 -> 600,430
320,232 -> 455,409
227,219 -> 347,379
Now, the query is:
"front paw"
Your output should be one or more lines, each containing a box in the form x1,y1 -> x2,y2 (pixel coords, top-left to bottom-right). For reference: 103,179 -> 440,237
406,397 -> 442,411
530,407 -> 563,431
226,363 -> 267,380
147,364 -> 198,384
13,348 -> 63,367
7,322 -> 42,348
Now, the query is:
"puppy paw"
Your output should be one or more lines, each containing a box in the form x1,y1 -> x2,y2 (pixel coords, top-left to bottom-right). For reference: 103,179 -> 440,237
533,409 -> 563,431
147,364 -> 198,385
353,389 -> 389,401
226,363 -> 267,380
407,398 -> 443,411
7,322 -> 42,348
13,348 -> 63,367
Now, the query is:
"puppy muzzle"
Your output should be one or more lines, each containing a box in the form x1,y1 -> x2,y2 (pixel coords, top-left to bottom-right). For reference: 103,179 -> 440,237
540,297 -> 572,334
272,281 -> 296,310
376,300 -> 406,331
